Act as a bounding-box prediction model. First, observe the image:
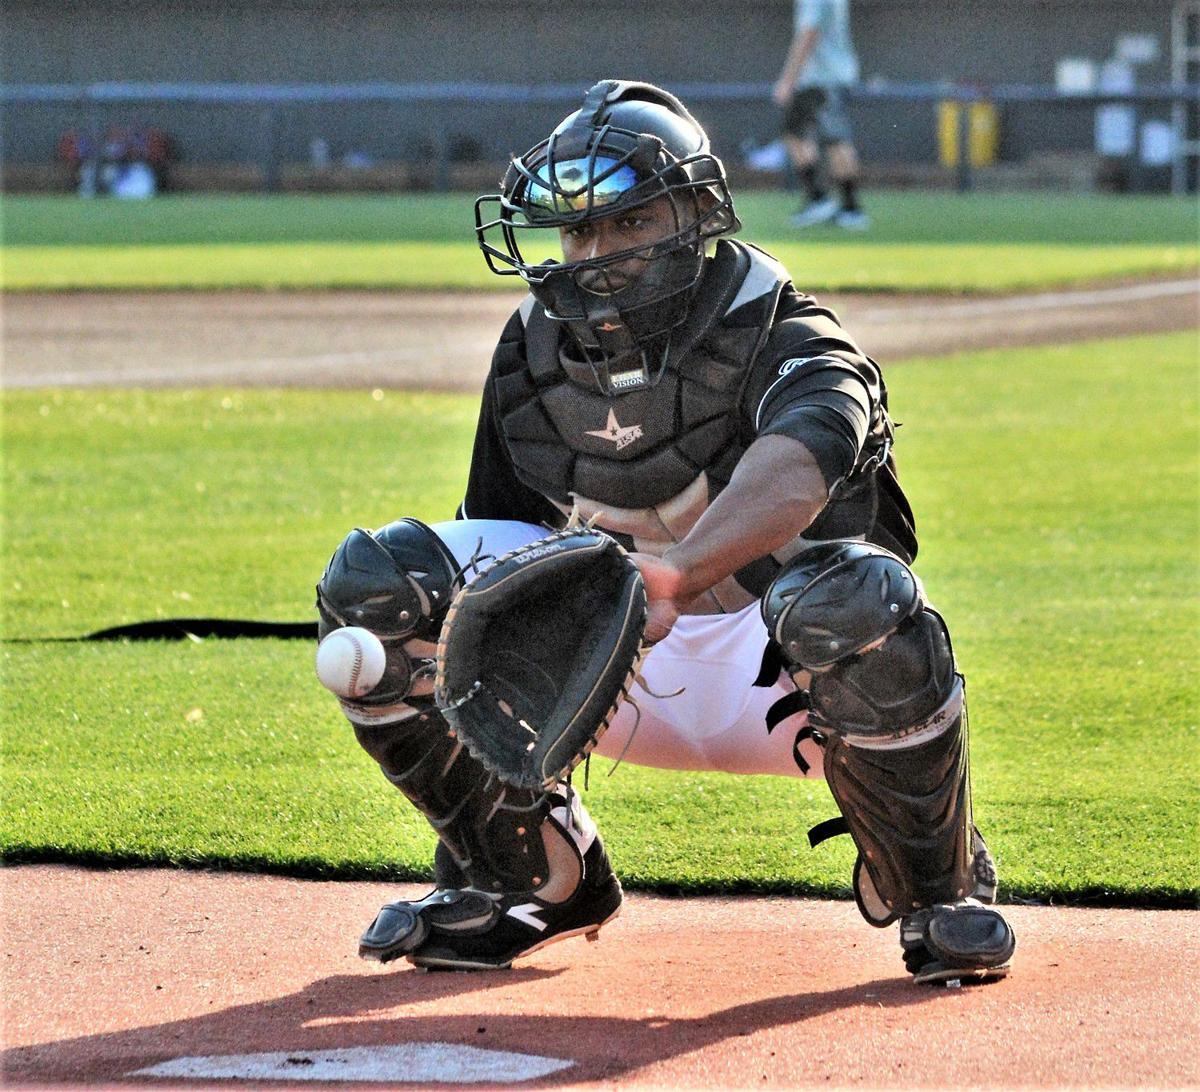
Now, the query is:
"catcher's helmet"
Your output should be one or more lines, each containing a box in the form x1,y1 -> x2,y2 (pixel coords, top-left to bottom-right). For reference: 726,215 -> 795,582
475,79 -> 741,395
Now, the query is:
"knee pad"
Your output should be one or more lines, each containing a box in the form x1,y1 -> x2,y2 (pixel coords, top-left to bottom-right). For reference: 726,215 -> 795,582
316,519 -> 461,708
762,541 -> 954,742
317,518 -> 460,640
761,541 -> 924,672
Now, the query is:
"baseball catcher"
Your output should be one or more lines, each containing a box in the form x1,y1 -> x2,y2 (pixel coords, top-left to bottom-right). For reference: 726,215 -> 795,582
314,79 -> 1015,983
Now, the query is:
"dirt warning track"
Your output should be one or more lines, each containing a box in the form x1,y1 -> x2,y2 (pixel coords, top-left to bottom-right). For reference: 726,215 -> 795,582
3,278 -> 1196,390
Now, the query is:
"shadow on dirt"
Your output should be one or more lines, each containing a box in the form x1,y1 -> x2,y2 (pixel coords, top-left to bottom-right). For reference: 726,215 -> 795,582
1,965 -> 948,1085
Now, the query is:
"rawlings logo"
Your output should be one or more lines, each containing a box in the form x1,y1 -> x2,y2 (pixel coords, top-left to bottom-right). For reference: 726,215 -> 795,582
778,357 -> 806,377
586,408 -> 643,450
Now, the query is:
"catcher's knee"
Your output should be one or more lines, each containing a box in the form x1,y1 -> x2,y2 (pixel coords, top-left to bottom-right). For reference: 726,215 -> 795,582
761,541 -> 924,674
317,517 -> 460,641
315,518 -> 461,713
761,541 -> 956,739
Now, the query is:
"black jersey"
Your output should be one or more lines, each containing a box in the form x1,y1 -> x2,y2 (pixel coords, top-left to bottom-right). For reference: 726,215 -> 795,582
459,241 -> 916,605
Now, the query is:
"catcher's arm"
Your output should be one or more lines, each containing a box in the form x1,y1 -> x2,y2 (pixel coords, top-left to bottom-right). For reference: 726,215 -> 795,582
631,434 -> 828,642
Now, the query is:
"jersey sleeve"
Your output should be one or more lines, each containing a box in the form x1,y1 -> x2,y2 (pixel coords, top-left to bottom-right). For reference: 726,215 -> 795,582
745,289 -> 878,492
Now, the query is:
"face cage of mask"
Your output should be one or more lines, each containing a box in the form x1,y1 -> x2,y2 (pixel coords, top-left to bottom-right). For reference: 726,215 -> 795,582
474,140 -> 739,394
535,241 -> 706,396
533,230 -> 703,329
474,147 -> 738,286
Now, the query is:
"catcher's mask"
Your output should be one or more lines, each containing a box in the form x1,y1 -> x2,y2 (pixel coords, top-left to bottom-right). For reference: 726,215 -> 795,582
476,79 -> 741,396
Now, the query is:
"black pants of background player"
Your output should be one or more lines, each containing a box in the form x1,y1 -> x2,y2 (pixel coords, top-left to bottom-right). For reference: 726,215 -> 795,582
782,86 -> 865,224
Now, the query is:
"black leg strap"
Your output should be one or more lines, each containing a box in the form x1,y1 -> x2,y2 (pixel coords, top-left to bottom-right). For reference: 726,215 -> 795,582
765,689 -> 815,773
753,640 -> 787,687
807,816 -> 851,847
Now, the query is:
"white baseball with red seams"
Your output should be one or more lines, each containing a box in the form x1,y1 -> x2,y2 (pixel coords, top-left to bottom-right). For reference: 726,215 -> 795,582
316,626 -> 387,698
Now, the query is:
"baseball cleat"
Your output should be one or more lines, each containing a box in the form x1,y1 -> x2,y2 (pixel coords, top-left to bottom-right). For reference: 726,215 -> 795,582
406,834 -> 623,971
359,887 -> 497,962
901,898 -> 1016,986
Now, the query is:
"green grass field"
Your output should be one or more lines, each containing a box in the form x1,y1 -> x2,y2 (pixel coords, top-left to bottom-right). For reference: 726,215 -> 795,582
3,331 -> 1197,905
3,190 -> 1197,292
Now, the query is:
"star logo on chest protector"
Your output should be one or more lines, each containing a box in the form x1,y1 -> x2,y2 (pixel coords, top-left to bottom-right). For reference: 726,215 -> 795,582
585,408 -> 644,451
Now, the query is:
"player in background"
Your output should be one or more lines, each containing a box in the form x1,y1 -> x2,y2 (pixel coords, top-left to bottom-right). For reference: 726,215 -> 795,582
773,0 -> 870,229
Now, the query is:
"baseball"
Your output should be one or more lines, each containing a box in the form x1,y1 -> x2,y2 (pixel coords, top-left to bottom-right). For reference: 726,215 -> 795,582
315,626 -> 387,698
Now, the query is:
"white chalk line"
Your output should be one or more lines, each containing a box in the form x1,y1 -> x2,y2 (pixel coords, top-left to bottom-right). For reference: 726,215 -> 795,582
3,346 -> 440,389
860,278 -> 1197,322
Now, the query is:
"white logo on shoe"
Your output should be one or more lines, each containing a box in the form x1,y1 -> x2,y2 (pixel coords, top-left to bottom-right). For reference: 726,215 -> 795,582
585,408 -> 643,450
507,903 -> 549,932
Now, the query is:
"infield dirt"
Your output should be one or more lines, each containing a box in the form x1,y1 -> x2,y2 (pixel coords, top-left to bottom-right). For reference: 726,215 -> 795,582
3,278 -> 1196,390
2,865 -> 1198,1089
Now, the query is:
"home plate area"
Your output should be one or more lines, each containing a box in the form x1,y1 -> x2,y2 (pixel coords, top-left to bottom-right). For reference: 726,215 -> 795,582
2,867 -> 1197,1089
132,1043 -> 573,1083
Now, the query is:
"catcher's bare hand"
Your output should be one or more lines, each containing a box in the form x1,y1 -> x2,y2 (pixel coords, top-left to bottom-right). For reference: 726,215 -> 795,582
628,552 -> 688,644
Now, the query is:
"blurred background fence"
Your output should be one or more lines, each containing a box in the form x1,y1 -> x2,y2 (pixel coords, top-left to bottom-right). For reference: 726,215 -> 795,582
1,0 -> 1198,197
3,80 -> 1197,196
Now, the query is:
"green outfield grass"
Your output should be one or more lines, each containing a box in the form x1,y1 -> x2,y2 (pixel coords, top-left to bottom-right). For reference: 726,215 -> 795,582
2,190 -> 1196,292
2,331 -> 1198,905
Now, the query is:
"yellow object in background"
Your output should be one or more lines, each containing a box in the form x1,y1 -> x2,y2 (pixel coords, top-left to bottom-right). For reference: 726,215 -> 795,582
938,100 -> 999,167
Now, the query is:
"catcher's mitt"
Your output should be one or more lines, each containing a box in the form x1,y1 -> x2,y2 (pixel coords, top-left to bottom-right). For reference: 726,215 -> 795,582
434,527 -> 648,791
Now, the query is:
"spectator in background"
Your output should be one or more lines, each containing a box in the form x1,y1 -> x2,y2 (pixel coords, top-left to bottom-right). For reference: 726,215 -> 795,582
773,0 -> 869,230
141,124 -> 178,192
59,123 -> 176,198
57,127 -> 100,197
99,125 -> 156,198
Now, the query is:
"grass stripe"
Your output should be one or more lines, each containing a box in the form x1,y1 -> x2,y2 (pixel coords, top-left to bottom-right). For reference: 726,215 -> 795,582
2,331 -> 1197,902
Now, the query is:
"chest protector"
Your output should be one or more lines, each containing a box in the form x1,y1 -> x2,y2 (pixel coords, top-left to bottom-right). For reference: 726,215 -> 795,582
500,242 -> 778,499
491,241 -> 783,613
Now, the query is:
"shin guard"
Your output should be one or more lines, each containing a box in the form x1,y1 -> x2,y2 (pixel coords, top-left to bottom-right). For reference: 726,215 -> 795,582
810,611 -> 975,926
317,518 -> 552,893
353,697 -> 551,893
763,543 -> 981,927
